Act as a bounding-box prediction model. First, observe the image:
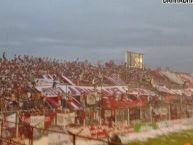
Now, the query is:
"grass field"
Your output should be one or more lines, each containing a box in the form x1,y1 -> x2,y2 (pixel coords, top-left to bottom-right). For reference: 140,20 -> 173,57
127,130 -> 193,145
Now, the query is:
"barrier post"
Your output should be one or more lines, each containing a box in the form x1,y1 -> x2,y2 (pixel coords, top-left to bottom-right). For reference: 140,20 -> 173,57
29,136 -> 31,145
0,120 -> 2,137
140,107 -> 142,120
1,115 -> 4,138
150,105 -> 153,123
168,104 -> 171,120
0,120 -> 1,137
73,134 -> 76,145
16,110 -> 19,138
31,126 -> 34,145
127,108 -> 130,125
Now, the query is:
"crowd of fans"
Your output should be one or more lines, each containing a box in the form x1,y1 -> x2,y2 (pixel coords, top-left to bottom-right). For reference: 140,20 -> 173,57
0,52 -> 191,113
0,52 -> 193,145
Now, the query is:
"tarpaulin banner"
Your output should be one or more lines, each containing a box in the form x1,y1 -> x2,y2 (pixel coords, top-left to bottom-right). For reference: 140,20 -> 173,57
30,116 -> 45,128
57,112 -> 76,127
6,113 -> 16,128
86,93 -> 96,105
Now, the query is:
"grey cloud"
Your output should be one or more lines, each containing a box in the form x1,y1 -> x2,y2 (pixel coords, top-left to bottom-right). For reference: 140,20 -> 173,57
0,0 -> 193,72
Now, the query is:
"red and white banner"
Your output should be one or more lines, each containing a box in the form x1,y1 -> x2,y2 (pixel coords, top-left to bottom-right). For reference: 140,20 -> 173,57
20,113 -> 56,129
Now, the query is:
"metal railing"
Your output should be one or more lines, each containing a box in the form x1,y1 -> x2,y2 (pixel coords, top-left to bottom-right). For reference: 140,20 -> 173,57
0,119 -> 127,145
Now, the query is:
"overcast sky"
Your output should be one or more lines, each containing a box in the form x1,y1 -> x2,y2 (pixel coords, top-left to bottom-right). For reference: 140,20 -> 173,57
0,0 -> 193,72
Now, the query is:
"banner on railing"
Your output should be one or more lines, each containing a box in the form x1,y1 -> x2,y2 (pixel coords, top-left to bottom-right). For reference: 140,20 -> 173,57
6,113 -> 16,128
30,116 -> 45,128
57,112 -> 76,127
86,93 -> 96,105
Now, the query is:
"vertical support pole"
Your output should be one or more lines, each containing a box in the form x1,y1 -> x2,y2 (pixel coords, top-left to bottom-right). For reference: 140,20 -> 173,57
73,134 -> 76,145
28,125 -> 33,145
29,136 -> 31,145
16,110 -> 19,138
1,113 -> 5,140
28,124 -> 31,145
99,80 -> 102,126
186,104 -> 188,118
31,127 -> 34,145
140,107 -> 143,121
55,112 -> 57,126
83,111 -> 86,127
127,108 -> 130,125
180,96 -> 183,118
99,108 -> 101,126
168,104 -> 171,120
142,54 -> 144,70
65,84 -> 67,109
114,109 -> 117,124
150,105 -> 153,123
0,121 -> 2,137
0,119 -> 3,137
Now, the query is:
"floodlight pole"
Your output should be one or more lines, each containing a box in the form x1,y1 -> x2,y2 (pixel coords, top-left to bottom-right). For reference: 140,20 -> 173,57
125,61 -> 128,85
125,57 -> 130,125
99,77 -> 103,126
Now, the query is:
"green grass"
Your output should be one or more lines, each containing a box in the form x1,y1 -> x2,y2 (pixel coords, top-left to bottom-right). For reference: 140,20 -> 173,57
127,130 -> 193,145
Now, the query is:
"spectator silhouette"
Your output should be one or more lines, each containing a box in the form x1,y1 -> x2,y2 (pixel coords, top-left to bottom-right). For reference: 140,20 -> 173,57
2,51 -> 6,60
109,134 -> 122,145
